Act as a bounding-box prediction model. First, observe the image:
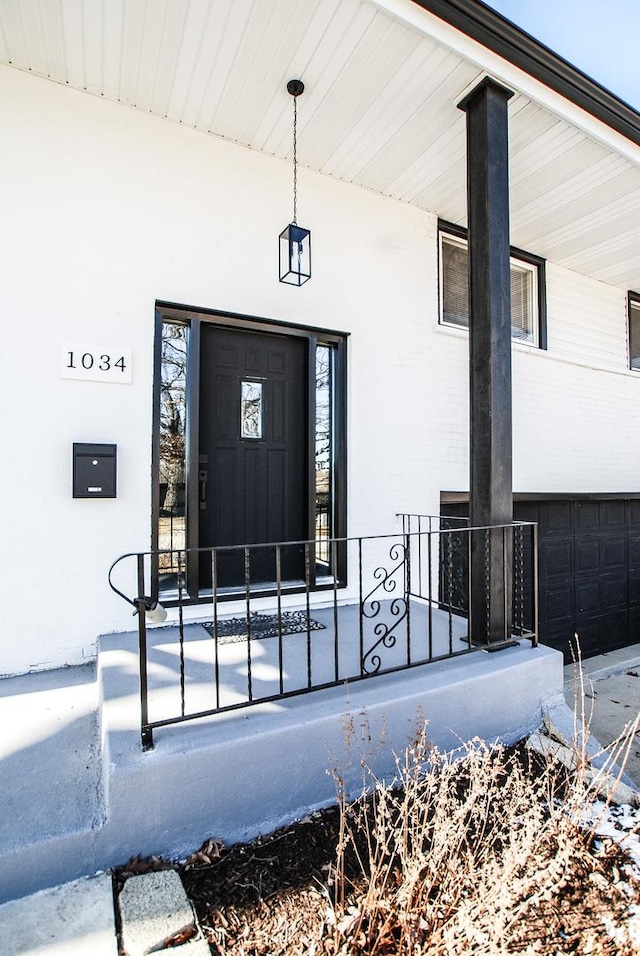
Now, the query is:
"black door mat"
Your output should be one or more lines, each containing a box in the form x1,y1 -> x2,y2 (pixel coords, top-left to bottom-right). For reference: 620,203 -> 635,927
202,611 -> 325,644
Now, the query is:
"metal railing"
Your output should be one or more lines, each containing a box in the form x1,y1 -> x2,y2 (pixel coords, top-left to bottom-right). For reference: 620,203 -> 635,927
108,520 -> 538,749
399,514 -> 539,649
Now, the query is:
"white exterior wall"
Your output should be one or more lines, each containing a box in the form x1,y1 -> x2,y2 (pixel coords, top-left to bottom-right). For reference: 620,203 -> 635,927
2,64 -> 640,675
512,265 -> 640,492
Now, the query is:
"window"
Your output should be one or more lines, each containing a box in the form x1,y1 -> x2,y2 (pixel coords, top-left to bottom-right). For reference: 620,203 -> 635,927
439,224 -> 546,348
629,293 -> 640,370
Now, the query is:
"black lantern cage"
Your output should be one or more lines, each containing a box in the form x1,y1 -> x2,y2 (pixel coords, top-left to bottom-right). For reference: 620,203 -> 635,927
279,223 -> 311,286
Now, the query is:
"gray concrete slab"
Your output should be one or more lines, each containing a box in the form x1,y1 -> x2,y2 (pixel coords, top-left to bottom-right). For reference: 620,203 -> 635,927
0,663 -> 104,851
564,643 -> 640,787
0,873 -> 117,956
0,664 -> 106,904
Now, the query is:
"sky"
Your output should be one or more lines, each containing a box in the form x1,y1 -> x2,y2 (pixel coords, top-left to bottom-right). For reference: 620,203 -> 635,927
484,0 -> 640,111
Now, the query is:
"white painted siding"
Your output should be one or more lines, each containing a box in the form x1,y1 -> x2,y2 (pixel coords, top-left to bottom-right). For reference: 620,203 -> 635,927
514,264 -> 639,491
545,263 -> 629,371
1,64 -> 640,675
513,350 -> 640,492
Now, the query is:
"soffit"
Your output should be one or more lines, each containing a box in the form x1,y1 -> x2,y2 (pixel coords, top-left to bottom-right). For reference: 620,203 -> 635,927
1,0 -> 640,290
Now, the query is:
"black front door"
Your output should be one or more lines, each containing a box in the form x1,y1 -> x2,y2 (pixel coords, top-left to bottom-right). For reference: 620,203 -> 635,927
198,325 -> 308,588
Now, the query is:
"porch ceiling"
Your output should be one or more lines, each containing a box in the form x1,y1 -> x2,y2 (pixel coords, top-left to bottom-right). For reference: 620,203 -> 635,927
3,0 -> 640,290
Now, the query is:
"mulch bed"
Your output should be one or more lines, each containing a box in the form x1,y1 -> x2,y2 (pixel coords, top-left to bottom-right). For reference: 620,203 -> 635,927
115,746 -> 640,955
177,812 -> 636,955
182,806 -> 348,953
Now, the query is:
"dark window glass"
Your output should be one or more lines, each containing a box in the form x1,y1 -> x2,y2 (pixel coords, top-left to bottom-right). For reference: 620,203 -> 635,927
159,322 -> 188,591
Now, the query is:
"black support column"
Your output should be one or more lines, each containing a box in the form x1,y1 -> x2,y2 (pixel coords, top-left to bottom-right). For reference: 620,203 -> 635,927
458,77 -> 514,645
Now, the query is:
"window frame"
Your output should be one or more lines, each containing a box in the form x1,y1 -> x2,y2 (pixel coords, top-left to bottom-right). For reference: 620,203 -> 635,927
438,220 -> 547,350
628,292 -> 640,371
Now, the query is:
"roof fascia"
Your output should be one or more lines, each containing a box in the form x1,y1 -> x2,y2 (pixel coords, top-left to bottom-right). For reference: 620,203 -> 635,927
411,0 -> 640,148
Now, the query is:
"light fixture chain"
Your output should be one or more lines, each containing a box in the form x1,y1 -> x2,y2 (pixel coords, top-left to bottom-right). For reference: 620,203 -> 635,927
292,94 -> 298,225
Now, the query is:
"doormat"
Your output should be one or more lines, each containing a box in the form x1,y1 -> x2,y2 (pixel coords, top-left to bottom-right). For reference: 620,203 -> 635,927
202,611 -> 325,644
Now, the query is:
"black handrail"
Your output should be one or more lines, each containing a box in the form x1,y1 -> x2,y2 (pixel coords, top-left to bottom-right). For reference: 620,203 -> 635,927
109,520 -> 538,749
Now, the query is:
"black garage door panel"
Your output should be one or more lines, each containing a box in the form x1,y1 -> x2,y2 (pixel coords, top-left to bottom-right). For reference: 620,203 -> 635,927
520,499 -> 640,660
540,501 -> 572,535
630,571 -> 640,606
443,498 -> 640,661
546,584 -> 572,621
544,540 -> 572,578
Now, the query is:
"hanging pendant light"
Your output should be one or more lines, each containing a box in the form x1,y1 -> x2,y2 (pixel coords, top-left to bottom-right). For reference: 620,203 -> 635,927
279,79 -> 311,286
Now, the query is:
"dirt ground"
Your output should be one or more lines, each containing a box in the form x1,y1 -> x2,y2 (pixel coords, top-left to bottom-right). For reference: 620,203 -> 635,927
116,741 -> 640,956
177,813 -> 637,955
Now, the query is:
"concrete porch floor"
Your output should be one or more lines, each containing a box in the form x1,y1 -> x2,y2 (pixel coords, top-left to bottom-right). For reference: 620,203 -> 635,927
138,598 -> 472,726
0,602 -> 563,904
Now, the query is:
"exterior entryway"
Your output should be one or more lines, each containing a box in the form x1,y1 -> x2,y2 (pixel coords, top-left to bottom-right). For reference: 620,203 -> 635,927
442,496 -> 640,660
154,304 -> 348,602
198,325 -> 308,587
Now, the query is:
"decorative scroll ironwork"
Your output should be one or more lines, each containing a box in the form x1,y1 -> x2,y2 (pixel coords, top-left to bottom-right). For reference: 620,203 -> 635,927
361,541 -> 408,674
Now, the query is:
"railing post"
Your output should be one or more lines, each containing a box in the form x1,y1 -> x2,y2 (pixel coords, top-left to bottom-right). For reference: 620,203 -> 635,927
276,545 -> 284,696
244,547 -> 253,701
405,531 -> 412,666
305,542 -> 312,688
427,527 -> 433,658
332,538 -> 339,681
136,554 -> 153,751
177,550 -> 186,718
532,522 -> 539,647
358,537 -> 364,673
211,547 -> 220,709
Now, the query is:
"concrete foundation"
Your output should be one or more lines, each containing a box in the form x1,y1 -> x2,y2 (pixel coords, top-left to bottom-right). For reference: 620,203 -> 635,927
0,612 -> 564,903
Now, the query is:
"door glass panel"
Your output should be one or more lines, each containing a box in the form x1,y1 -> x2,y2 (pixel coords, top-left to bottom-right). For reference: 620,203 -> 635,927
315,345 -> 333,572
159,322 -> 188,592
240,381 -> 263,439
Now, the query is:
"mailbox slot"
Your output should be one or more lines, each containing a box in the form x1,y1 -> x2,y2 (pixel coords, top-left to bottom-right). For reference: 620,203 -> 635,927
73,443 -> 117,498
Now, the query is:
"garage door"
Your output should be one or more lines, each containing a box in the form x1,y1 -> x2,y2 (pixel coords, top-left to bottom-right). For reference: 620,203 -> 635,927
442,498 -> 640,661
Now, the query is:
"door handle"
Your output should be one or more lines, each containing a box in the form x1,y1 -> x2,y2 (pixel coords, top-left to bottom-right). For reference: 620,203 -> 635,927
199,470 -> 207,510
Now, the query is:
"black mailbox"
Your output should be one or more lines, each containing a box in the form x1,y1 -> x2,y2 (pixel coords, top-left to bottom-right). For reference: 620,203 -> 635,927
73,443 -> 117,498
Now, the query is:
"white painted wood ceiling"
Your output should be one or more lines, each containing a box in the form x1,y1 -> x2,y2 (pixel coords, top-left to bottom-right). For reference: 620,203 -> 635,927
2,0 -> 640,290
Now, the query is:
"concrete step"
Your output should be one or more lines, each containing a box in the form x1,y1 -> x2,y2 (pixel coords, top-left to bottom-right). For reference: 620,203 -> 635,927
0,621 -> 563,904
0,663 -> 106,904
0,873 -> 117,956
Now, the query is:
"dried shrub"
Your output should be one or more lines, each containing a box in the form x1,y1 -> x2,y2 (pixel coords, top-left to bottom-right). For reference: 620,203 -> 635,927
186,681 -> 640,955
327,729 -> 639,955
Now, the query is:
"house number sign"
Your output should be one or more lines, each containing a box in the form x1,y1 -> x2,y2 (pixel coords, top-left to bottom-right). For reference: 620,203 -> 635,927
61,343 -> 132,384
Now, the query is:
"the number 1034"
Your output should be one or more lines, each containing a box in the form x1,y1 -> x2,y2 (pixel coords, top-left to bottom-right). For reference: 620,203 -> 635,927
66,351 -> 127,372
